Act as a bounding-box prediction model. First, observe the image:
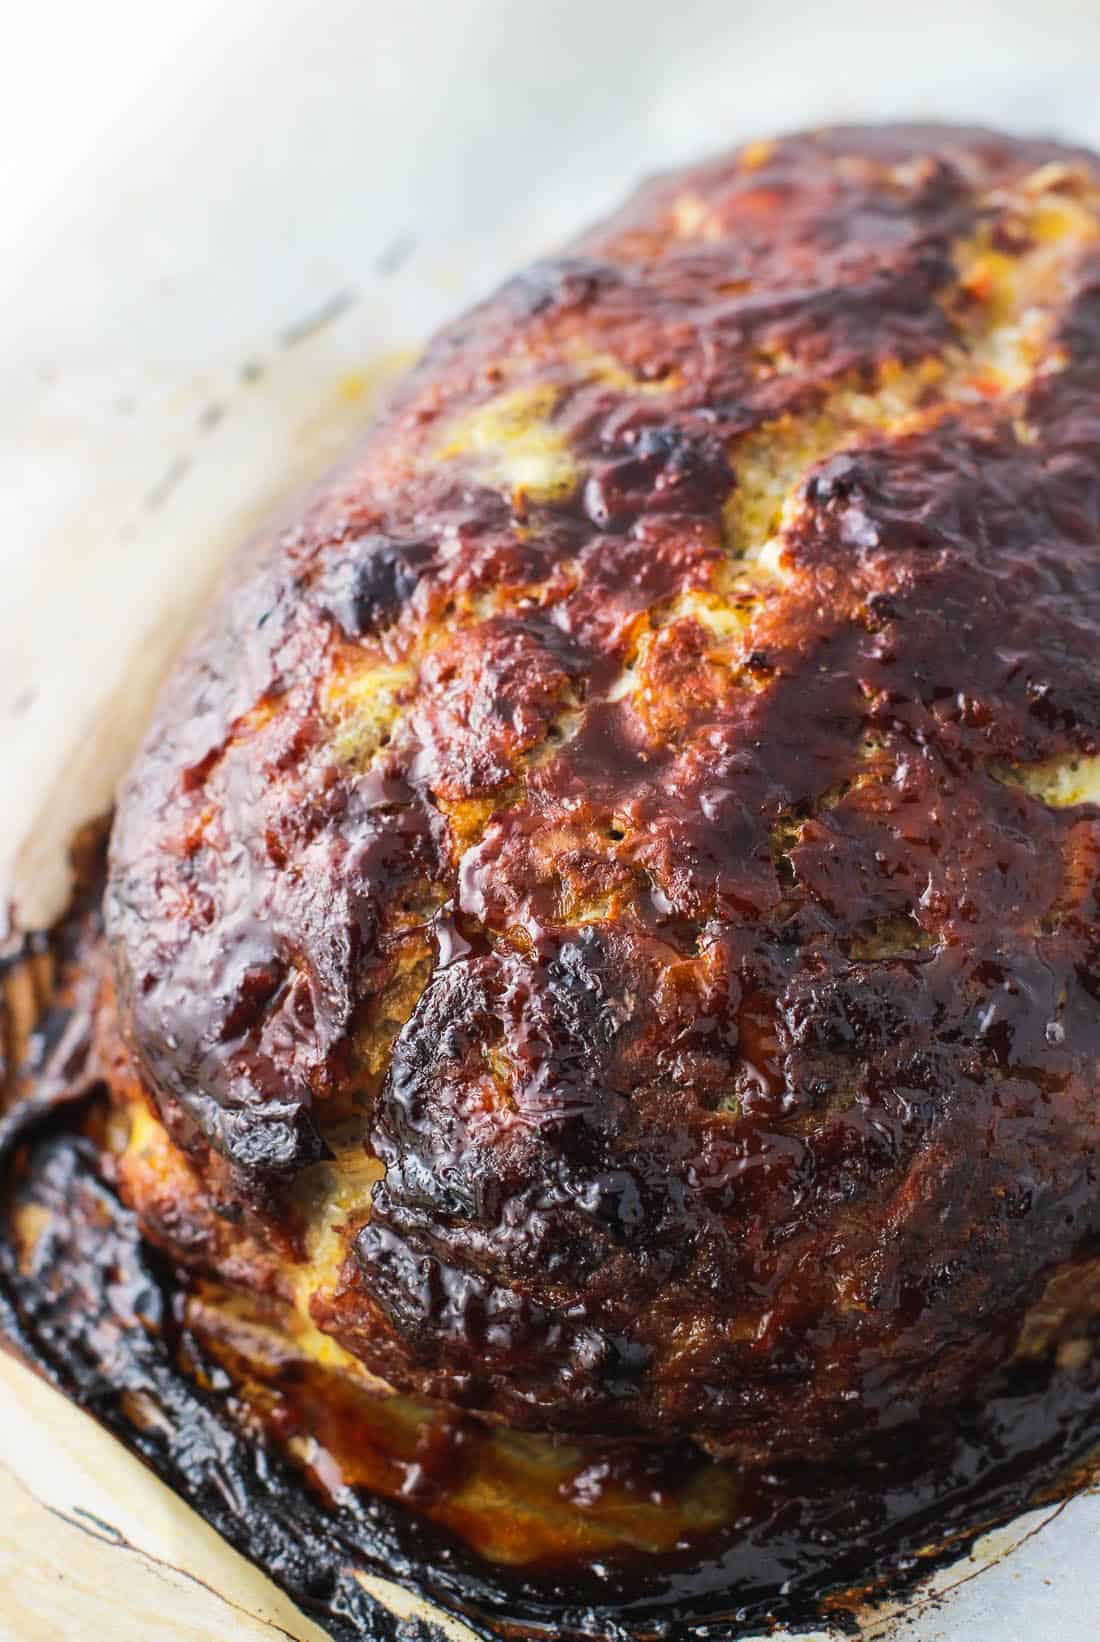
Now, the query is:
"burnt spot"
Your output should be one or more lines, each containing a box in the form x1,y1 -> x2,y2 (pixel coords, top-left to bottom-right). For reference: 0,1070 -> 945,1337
543,927 -> 629,1055
501,255 -> 623,319
313,534 -> 434,637
216,1101 -> 325,1175
353,1220 -> 557,1366
804,451 -> 869,507
584,425 -> 733,530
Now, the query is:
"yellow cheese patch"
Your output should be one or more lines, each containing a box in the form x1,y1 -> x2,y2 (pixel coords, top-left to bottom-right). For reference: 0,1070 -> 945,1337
997,753 -> 1100,808
437,383 -> 578,506
724,358 -> 946,561
324,661 -> 416,765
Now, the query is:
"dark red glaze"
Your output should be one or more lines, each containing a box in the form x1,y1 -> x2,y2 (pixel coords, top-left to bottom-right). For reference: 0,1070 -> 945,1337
107,123 -> 1100,1463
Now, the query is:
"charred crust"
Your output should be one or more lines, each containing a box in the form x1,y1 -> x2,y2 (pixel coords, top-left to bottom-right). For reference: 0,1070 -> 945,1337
584,425 -> 734,530
98,124 -> 1100,1469
313,534 -> 435,638
500,255 -> 625,319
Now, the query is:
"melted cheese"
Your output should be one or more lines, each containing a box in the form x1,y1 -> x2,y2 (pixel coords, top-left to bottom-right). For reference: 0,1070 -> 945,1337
323,660 -> 416,764
997,752 -> 1100,808
437,383 -> 578,506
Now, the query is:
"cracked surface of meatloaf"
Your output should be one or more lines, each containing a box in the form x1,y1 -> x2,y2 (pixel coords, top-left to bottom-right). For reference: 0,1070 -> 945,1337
106,123 -> 1100,1463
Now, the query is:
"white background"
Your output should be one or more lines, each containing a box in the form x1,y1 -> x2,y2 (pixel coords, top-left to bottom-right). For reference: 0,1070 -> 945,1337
6,0 -> 1100,568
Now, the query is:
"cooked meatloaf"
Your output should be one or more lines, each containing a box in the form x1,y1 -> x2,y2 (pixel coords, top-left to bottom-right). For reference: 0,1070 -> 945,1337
105,123 -> 1100,1472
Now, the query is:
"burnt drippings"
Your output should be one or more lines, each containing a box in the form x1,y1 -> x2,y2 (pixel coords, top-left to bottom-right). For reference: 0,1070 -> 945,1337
101,121 -> 1100,1486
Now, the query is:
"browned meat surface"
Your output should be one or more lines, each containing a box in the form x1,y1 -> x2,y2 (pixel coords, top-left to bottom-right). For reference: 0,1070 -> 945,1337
106,124 -> 1100,1465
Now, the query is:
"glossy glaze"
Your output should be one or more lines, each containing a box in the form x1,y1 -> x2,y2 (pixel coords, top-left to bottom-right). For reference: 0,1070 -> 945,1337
104,126 -> 1100,1473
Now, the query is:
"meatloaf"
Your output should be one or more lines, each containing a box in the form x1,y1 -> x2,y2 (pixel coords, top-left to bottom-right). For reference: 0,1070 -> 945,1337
105,122 -> 1100,1476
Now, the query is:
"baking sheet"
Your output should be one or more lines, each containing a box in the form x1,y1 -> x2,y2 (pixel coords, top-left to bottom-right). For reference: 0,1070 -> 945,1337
5,2 -> 1100,1635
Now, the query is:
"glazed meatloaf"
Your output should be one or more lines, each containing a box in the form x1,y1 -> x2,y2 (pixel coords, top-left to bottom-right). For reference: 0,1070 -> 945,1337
105,123 -> 1100,1474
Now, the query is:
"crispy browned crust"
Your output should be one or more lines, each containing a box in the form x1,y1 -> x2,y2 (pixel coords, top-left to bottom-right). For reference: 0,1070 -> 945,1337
106,123 -> 1100,1461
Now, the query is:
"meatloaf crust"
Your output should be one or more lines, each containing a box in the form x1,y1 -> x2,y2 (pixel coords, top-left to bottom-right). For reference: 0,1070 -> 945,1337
106,123 -> 1100,1464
